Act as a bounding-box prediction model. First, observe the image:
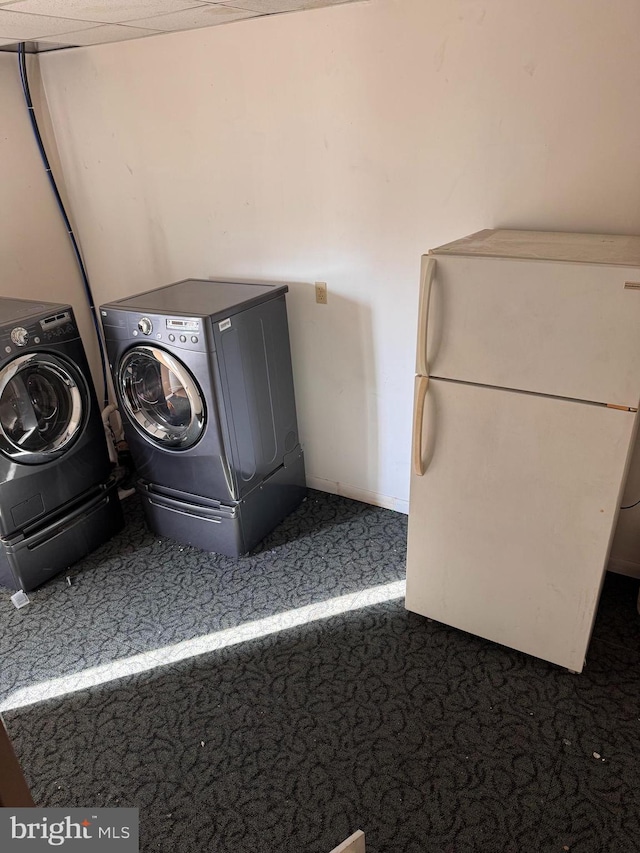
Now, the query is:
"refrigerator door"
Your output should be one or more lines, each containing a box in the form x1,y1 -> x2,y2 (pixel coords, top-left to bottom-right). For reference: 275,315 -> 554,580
425,255 -> 640,407
406,377 -> 637,671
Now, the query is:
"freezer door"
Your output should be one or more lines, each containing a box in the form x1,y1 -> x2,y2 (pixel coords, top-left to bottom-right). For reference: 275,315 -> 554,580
406,377 -> 637,671
425,255 -> 640,407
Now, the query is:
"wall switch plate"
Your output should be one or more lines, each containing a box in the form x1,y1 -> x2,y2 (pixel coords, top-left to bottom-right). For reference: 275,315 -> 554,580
315,282 -> 328,304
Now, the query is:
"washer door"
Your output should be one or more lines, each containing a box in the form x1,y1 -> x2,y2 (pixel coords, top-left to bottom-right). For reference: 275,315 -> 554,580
119,346 -> 205,449
0,353 -> 85,465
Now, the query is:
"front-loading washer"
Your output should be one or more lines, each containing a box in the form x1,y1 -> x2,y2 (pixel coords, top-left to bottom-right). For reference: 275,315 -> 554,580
101,279 -> 306,556
0,297 -> 124,592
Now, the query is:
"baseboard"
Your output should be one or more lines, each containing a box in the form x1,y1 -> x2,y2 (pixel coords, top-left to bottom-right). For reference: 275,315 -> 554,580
607,557 -> 640,579
306,476 -> 409,515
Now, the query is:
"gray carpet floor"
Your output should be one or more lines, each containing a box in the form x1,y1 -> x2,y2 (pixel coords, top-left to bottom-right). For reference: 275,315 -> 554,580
1,491 -> 639,853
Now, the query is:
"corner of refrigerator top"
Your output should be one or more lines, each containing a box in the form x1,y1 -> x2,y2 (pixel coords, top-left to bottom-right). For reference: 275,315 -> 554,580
428,229 -> 495,256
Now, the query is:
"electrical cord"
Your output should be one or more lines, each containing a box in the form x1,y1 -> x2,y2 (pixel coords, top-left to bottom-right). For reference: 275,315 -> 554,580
620,498 -> 640,510
17,43 -> 110,409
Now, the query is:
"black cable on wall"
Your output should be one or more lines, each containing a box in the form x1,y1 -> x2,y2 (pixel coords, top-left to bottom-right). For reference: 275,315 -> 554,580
17,43 -> 110,409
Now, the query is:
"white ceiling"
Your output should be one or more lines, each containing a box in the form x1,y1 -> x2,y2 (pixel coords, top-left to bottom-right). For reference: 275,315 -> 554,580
0,0 -> 363,51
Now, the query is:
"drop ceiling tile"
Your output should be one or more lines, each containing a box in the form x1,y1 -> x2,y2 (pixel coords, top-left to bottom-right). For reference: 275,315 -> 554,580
2,1 -> 206,25
36,23 -> 162,45
214,0 -> 358,11
125,4 -> 257,31
0,8 -> 97,38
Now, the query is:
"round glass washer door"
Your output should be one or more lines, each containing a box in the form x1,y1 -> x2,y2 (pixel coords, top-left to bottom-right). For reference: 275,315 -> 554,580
118,346 -> 205,449
0,352 -> 84,464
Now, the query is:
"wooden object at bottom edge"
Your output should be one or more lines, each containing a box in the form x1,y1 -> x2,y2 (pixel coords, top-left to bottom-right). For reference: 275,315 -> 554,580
329,830 -> 365,853
0,714 -> 35,807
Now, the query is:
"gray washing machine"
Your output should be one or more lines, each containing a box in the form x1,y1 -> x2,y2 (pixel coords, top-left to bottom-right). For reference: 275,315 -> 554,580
0,297 -> 124,592
101,279 -> 306,556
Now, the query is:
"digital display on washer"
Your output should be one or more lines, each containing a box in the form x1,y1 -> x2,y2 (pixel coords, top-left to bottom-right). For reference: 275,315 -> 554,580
40,311 -> 71,330
166,318 -> 200,332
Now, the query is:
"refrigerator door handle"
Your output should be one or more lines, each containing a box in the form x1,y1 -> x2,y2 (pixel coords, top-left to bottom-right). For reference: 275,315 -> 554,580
416,256 -> 436,377
412,375 -> 429,476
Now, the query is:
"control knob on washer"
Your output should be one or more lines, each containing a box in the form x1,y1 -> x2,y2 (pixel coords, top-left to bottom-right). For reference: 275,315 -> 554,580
138,317 -> 153,335
10,327 -> 28,347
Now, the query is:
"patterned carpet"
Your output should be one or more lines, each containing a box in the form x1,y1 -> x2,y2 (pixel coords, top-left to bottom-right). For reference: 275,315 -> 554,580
0,491 -> 639,852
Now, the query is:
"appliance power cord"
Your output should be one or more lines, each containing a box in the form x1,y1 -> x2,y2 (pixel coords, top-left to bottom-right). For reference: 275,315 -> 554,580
620,497 -> 640,510
17,43 -> 110,409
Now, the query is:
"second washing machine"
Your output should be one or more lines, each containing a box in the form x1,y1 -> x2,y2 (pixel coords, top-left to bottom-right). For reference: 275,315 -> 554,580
101,279 -> 306,556
0,297 -> 124,593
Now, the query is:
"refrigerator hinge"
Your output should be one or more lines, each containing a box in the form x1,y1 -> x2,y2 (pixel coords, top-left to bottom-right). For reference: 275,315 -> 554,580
606,403 -> 638,412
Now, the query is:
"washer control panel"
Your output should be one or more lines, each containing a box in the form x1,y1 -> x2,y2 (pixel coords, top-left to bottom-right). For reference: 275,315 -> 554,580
39,310 -> 75,342
166,318 -> 200,333
112,313 -> 207,351
1,310 -> 77,354
161,317 -> 202,349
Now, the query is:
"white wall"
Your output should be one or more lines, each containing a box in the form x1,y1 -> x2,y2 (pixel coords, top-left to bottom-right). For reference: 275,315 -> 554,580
36,0 -> 640,510
0,54 -> 101,387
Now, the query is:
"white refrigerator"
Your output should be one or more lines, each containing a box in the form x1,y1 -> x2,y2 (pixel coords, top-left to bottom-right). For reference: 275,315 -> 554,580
406,229 -> 640,672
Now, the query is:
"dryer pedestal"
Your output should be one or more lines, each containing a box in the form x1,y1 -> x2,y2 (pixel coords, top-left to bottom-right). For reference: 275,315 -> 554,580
0,478 -> 124,593
137,447 -> 306,557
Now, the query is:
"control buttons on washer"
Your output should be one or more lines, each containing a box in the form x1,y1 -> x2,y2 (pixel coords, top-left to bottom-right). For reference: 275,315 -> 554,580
10,327 -> 28,347
179,335 -> 187,343
191,336 -> 198,344
168,334 -> 175,342
138,317 -> 153,335
156,333 -> 162,340
4,346 -> 11,354
33,337 -> 40,344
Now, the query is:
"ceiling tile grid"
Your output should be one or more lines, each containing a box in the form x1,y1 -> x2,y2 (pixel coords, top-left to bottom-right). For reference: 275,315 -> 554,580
36,24 -> 163,45
0,0 -> 364,51
0,0 -> 206,24
216,0 -> 357,11
124,5 -> 259,32
0,8 -> 97,39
